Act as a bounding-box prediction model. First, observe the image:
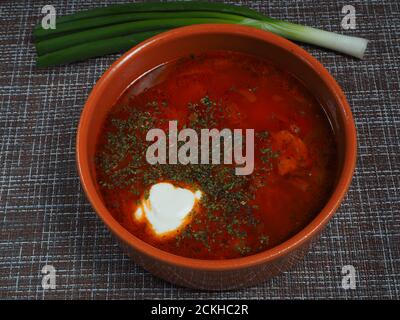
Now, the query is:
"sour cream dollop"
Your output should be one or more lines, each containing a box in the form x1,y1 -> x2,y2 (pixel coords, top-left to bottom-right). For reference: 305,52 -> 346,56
134,182 -> 202,235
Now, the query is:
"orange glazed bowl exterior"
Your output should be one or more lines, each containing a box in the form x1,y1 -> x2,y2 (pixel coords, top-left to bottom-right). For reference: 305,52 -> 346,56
77,24 -> 357,290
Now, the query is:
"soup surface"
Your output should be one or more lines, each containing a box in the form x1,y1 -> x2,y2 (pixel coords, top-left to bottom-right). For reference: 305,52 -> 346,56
95,50 -> 337,259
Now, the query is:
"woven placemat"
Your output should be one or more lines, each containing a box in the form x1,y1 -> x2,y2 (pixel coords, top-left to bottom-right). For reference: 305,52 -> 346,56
0,0 -> 399,299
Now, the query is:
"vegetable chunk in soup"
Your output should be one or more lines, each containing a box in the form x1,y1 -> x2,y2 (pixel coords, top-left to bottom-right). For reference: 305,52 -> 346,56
95,50 -> 337,259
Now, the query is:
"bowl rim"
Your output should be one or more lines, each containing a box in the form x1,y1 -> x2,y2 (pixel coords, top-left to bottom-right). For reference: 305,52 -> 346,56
76,24 -> 357,271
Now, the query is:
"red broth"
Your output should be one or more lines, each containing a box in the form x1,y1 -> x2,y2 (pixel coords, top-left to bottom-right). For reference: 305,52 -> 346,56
95,50 -> 337,259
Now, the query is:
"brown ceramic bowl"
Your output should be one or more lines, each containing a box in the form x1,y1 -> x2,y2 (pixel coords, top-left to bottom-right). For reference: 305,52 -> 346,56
77,24 -> 357,290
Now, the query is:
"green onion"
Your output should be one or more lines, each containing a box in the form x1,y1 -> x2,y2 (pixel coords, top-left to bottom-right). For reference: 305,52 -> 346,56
36,16 -> 243,55
34,11 -> 243,40
54,2 -> 267,24
242,19 -> 369,59
34,2 -> 369,67
37,30 -> 166,68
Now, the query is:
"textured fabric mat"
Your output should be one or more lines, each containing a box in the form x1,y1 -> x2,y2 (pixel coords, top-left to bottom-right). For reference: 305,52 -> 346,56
0,0 -> 399,299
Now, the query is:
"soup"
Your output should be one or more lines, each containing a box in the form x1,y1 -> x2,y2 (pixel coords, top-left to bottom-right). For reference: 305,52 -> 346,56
95,50 -> 337,260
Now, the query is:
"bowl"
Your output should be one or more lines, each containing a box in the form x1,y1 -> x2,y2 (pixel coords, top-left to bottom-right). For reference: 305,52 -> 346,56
77,24 -> 357,290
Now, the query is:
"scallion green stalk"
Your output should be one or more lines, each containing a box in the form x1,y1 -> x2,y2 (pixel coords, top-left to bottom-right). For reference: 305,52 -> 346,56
54,2 -> 267,24
37,30 -> 167,67
36,17 -> 242,55
34,11 -> 243,40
